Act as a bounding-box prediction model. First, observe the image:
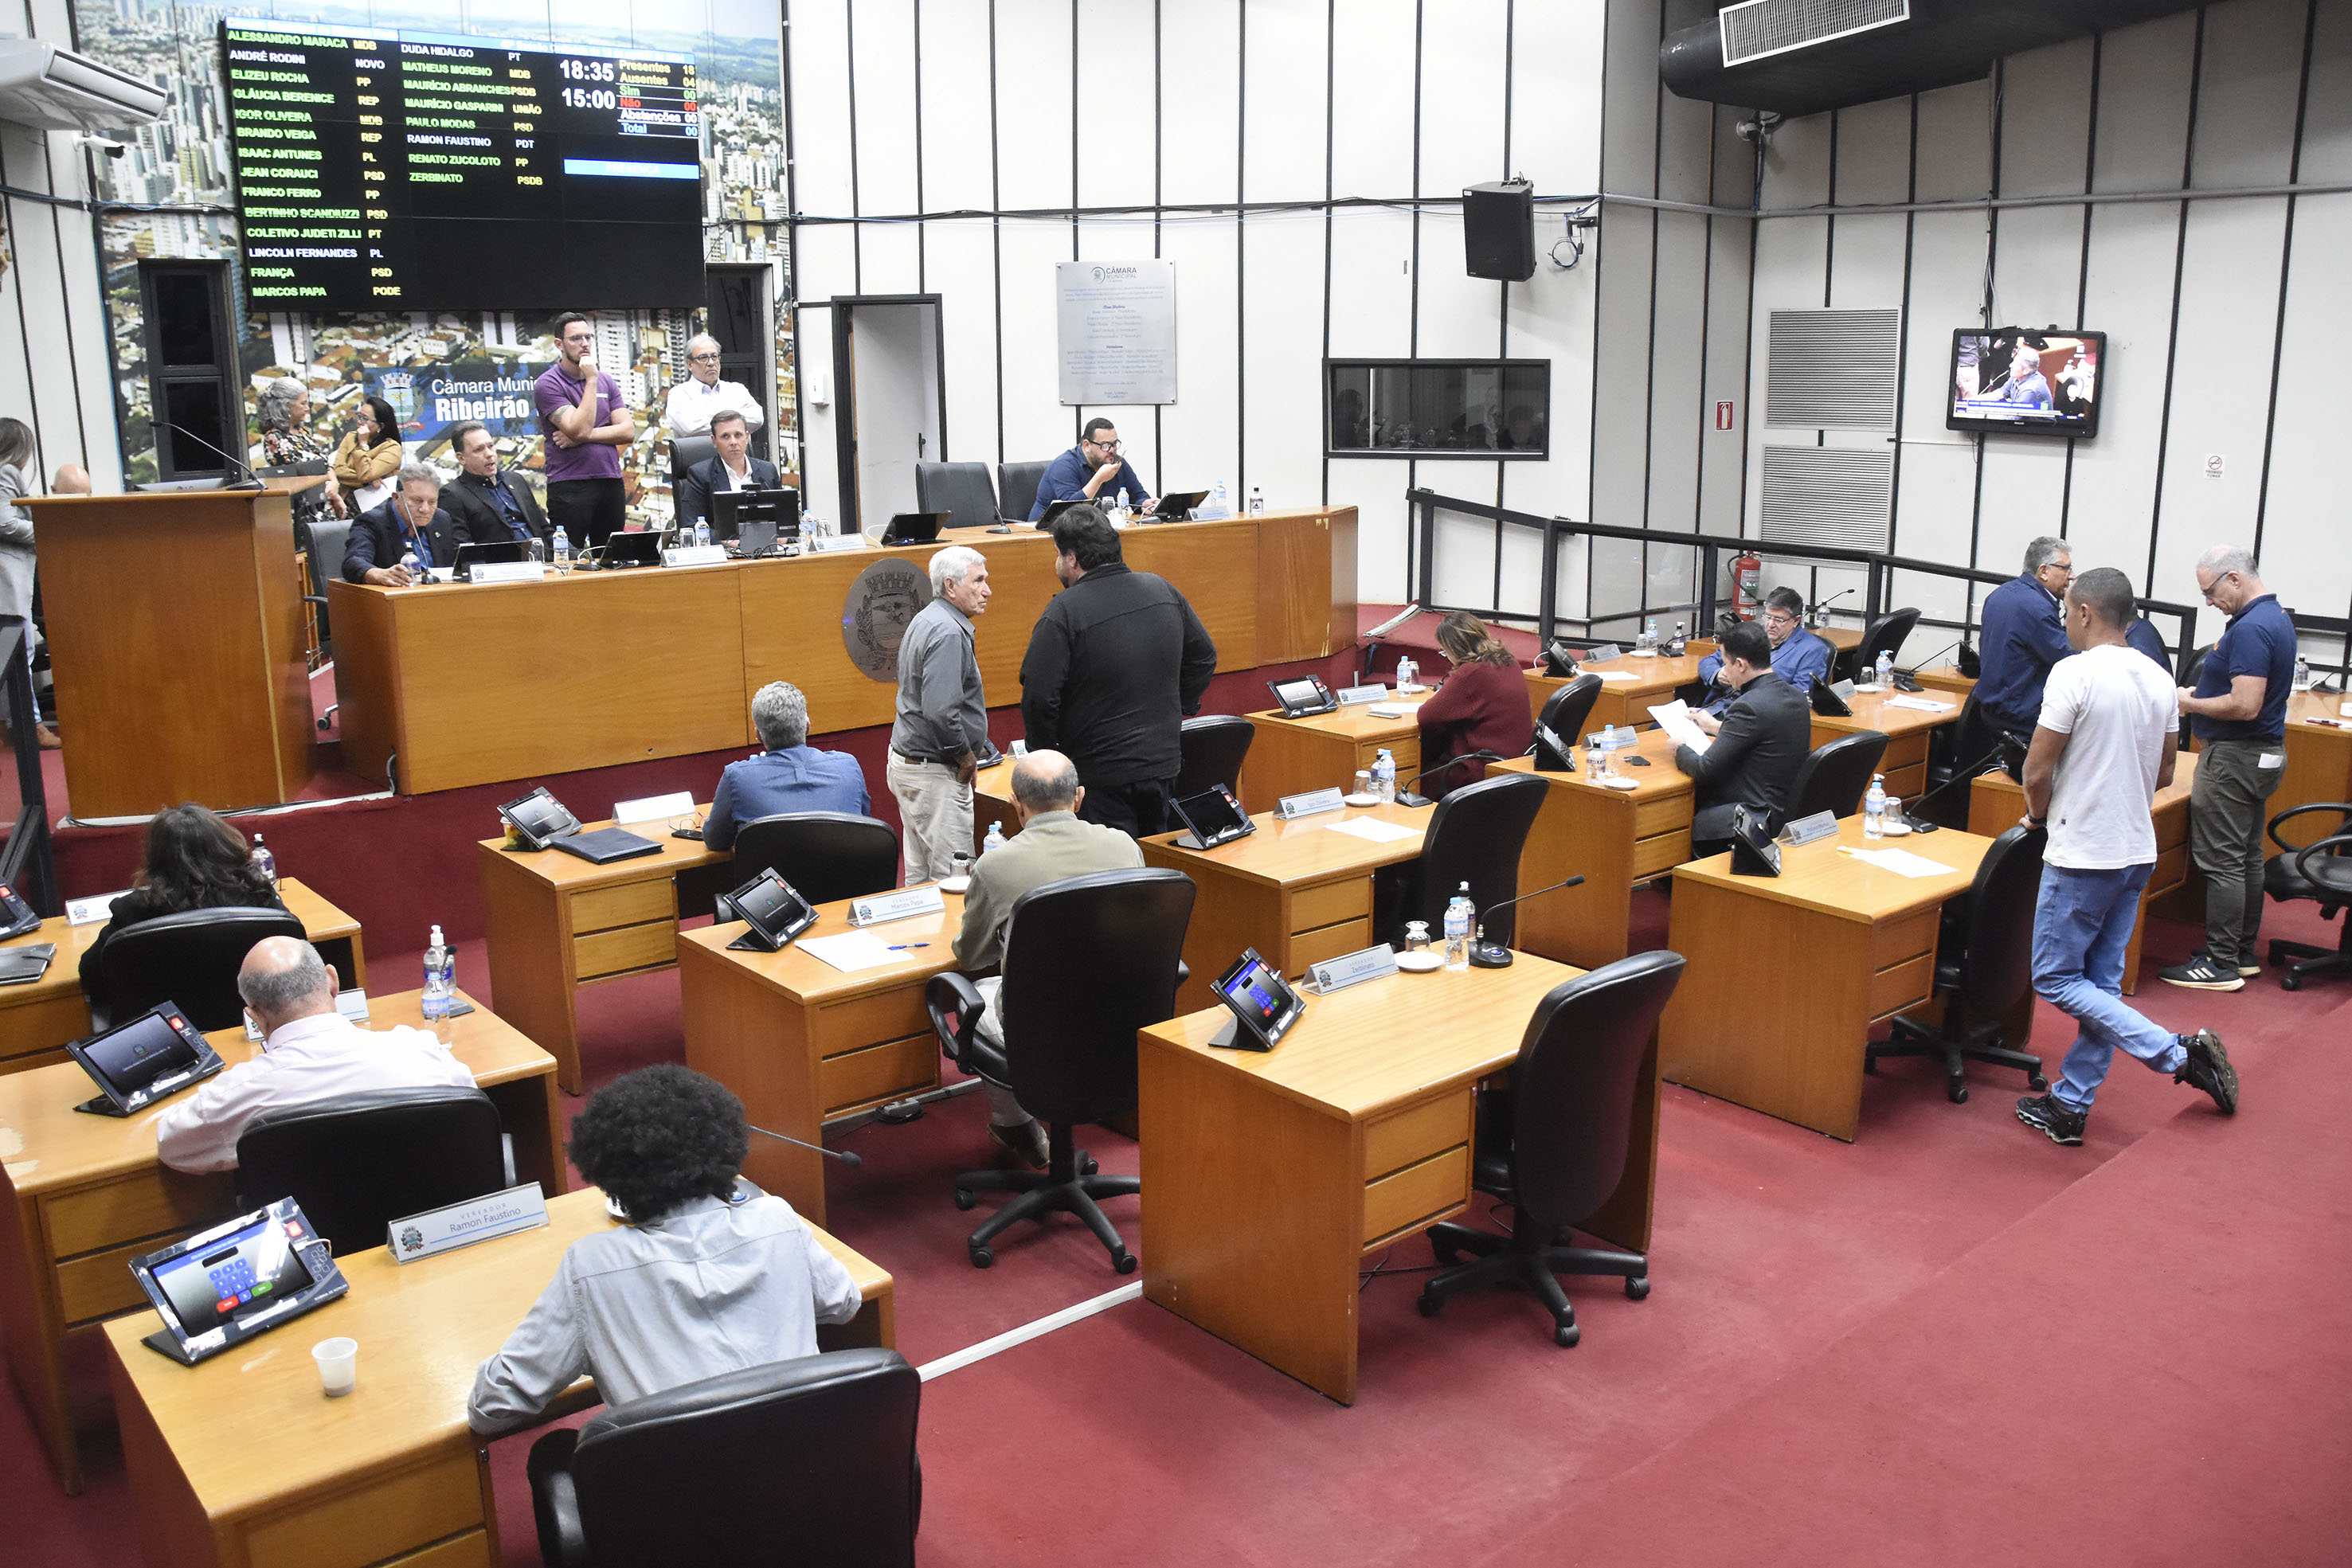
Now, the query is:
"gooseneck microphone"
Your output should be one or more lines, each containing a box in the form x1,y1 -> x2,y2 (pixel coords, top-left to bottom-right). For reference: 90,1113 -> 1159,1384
1469,875 -> 1587,968
1396,750 -> 1503,809
749,1122 -> 863,1168
154,420 -> 268,491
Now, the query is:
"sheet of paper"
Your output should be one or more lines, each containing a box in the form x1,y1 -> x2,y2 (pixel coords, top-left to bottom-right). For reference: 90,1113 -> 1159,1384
1647,698 -> 1711,755
1842,847 -> 1960,879
1325,816 -> 1423,845
795,931 -> 909,973
1885,695 -> 1957,713
1591,671 -> 1639,682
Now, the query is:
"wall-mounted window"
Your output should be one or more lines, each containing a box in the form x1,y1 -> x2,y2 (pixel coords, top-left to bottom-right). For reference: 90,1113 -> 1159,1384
1326,358 -> 1550,459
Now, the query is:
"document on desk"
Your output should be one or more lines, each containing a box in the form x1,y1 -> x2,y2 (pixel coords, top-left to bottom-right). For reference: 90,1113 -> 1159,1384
1648,699 -> 1711,755
1885,695 -> 1957,713
1325,816 -> 1422,845
1840,847 -> 1960,879
1591,671 -> 1639,682
795,931 -> 910,973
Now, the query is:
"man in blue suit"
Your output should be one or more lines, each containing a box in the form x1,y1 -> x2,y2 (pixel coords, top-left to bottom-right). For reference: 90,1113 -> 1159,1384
1028,418 -> 1154,521
1978,535 -> 2075,739
673,409 -> 782,529
1696,587 -> 1831,715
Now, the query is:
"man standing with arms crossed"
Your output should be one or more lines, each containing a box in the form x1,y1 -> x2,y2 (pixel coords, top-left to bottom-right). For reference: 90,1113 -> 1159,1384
2013,567 -> 2238,1147
891,545 -> 993,883
534,312 -> 635,552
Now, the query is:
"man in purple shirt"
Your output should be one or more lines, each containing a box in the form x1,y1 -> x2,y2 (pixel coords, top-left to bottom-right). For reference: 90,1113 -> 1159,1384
534,311 -> 636,550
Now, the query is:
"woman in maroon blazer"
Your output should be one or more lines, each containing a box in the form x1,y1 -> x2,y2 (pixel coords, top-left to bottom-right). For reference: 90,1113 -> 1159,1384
1415,612 -> 1534,799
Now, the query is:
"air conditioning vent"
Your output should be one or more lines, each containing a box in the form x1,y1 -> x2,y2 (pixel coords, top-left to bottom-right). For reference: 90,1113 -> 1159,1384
1765,308 -> 1900,430
1759,445 -> 1892,553
1720,0 -> 1909,68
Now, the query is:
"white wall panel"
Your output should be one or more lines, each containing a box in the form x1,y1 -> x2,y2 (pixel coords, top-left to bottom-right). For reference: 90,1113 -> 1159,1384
1832,96 -> 1909,205
1160,2 -> 1240,206
1325,209 -> 1415,358
851,0 -> 920,214
1241,218 -> 1329,511
995,0 -> 1073,212
1329,0 -> 1416,198
2299,1 -> 2352,184
918,2 -> 997,211
1412,213 -> 1503,356
1415,1 -> 1508,199
1911,80 -> 1990,205
1505,255 -> 1597,524
926,221 -> 1000,465
2092,12 -> 2195,192
1154,221 -> 1240,494
1509,1 -> 1603,194
794,301 -> 842,526
1644,209 -> 1708,532
791,2 -> 858,216
856,221 -> 924,295
1995,37 -> 2093,199
1240,0 -> 1328,205
1077,0 -> 1158,211
995,222 -> 1078,465
2064,201 -> 2179,577
2261,194 -> 2352,626
1329,456 -> 1410,604
2189,0 -> 2307,189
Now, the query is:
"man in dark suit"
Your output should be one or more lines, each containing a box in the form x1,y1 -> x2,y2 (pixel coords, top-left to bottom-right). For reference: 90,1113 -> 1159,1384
673,409 -> 781,529
1673,619 -> 1814,851
436,420 -> 550,552
341,463 -> 468,585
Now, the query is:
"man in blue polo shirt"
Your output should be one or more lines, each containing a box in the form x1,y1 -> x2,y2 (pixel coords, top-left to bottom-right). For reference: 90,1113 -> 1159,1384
1695,587 -> 1831,715
2162,545 -> 2297,991
705,682 -> 871,852
1977,536 -> 2075,739
1028,419 -> 1156,521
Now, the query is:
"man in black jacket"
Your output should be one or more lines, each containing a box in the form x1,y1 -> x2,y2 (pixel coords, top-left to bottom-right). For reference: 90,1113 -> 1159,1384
341,463 -> 468,585
1673,620 -> 1812,851
673,409 -> 783,529
1019,507 -> 1217,835
437,420 -> 551,553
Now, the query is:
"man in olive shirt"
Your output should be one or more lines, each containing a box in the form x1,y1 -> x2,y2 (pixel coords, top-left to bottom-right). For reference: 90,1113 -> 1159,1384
950,750 -> 1141,1166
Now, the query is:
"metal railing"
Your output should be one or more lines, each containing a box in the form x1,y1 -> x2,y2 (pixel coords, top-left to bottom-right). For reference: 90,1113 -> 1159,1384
0,625 -> 57,916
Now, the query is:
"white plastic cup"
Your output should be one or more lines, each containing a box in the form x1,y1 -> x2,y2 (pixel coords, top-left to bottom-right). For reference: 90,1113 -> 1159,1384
313,1336 -> 358,1397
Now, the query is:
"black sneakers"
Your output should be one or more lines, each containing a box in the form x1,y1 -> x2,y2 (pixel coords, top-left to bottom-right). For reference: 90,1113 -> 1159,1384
2174,1029 -> 2239,1115
2016,1093 -> 2087,1146
2159,953 -> 2245,991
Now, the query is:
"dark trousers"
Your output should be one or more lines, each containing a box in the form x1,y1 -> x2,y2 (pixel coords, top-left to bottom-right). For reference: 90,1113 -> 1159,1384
547,476 -> 627,552
2190,738 -> 2287,967
1078,776 -> 1175,839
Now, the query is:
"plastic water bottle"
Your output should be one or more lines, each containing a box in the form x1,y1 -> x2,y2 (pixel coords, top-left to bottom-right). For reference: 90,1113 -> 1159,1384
981,820 -> 1006,856
421,925 -> 453,1023
528,534 -> 546,565
1372,748 -> 1396,803
694,518 -> 711,549
1638,617 -> 1658,655
1588,734 -> 1610,779
551,525 -> 572,572
1443,884 -> 1474,972
1248,485 -> 1264,514
1876,650 -> 1894,689
2294,655 -> 2312,691
1864,773 -> 1887,840
1395,656 -> 1416,690
1669,621 -> 1688,656
1207,481 -> 1231,519
1115,487 -> 1131,525
249,834 -> 276,888
400,546 -> 421,584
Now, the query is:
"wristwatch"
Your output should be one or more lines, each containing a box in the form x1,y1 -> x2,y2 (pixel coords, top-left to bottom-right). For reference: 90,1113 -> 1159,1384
2025,814 -> 2047,826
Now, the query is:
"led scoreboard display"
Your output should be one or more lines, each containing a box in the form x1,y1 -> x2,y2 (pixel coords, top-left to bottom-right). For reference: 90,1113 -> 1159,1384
219,18 -> 704,311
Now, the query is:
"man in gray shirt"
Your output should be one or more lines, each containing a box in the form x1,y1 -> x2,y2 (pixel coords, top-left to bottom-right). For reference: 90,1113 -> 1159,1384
468,1065 -> 859,1434
889,545 -> 993,882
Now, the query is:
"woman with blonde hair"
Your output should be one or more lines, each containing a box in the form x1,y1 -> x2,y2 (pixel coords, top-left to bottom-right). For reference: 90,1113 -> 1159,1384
1414,611 -> 1534,800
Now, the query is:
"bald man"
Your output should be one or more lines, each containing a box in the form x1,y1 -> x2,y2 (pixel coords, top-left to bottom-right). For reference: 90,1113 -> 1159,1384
156,936 -> 475,1173
49,463 -> 88,495
948,750 -> 1143,1167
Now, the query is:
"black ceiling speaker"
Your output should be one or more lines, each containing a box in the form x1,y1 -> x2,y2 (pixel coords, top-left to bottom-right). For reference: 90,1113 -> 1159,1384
1463,179 -> 1536,282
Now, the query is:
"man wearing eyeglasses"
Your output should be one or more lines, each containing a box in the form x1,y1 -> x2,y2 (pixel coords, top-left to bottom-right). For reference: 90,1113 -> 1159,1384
1695,586 -> 1830,718
1029,417 -> 1156,521
2162,545 -> 2295,991
663,334 -> 766,443
1978,535 -> 2076,740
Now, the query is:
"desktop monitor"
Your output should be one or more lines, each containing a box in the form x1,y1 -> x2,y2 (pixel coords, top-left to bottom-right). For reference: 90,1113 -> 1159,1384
1947,328 -> 2105,438
710,486 -> 801,544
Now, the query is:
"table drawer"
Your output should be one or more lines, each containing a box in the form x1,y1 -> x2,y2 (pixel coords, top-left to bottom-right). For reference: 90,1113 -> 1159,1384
815,987 -> 932,1059
1869,952 -> 1936,1021
1355,739 -> 1419,779
383,1530 -> 494,1568
2155,807 -> 2190,855
1291,877 -> 1370,931
57,1234 -> 175,1324
573,921 -> 675,981
1883,732 -> 1930,772
1872,906 -> 1939,971
1362,1144 -> 1470,1247
817,1035 -> 937,1118
0,991 -> 92,1070
44,1171 -> 234,1261
1632,829 -> 1694,880
1631,795 -> 1691,839
2146,842 -> 2190,897
569,878 -> 676,934
245,1449 -> 481,1568
1289,919 -> 1370,976
1882,762 -> 1927,804
1363,1093 -> 1471,1182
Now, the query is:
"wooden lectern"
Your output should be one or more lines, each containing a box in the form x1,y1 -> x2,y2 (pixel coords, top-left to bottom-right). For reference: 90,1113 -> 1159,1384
24,479 -> 318,818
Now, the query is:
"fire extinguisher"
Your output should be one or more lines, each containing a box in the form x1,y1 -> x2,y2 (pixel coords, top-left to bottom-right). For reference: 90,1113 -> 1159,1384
1732,550 -> 1763,620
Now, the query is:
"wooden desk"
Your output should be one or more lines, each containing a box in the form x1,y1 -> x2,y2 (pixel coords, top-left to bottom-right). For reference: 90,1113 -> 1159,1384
1659,816 -> 2000,1141
0,988 -> 560,1493
1912,663 -> 1977,700
1525,647 -> 1712,741
334,506 -> 1356,795
1240,702 -> 1426,807
2277,690 -> 2352,825
102,1187 -> 891,1568
1968,749 -> 2198,994
1138,801 -> 1429,1014
0,878 -> 367,1077
1139,952 -> 1657,1405
478,813 -> 728,1094
676,893 -> 965,1227
972,757 -> 1019,851
1810,687 -> 1963,804
1487,729 -> 1695,969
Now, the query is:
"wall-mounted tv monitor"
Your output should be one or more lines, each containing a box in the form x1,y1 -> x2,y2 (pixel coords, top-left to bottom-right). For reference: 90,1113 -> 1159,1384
1947,329 -> 2104,439
220,18 -> 704,312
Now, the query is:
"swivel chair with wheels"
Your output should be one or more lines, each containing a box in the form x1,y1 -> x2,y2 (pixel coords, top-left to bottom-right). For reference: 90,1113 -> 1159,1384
997,460 -> 1050,523
1174,714 -> 1255,807
2261,803 -> 2352,991
1916,691 -> 1998,827
668,433 -> 716,487
1845,606 -> 1920,682
236,1086 -> 509,1257
1374,771 -> 1548,949
926,868 -> 1194,1271
1536,673 -> 1603,749
1865,824 -> 2049,1102
1418,950 -> 1687,1346
526,1348 -> 921,1568
914,462 -> 1000,532
730,812 -> 900,905
1784,729 -> 1891,821
84,905 -> 306,1031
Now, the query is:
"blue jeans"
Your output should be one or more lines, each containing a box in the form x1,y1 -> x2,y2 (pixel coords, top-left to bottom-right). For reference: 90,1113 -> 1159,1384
2033,862 -> 2186,1111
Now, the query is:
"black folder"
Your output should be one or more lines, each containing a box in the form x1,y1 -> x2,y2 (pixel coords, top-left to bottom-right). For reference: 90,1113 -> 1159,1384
553,827 -> 664,865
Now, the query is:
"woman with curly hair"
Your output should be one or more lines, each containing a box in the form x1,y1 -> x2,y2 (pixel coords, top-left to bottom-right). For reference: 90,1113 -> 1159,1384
468,1064 -> 863,1433
1415,611 -> 1535,799
77,802 -> 287,991
330,394 -> 403,514
254,377 -> 345,518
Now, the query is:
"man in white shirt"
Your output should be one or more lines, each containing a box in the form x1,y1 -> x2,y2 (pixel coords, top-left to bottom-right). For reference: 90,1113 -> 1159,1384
468,1064 -> 859,1434
662,333 -> 765,441
2013,567 -> 2239,1146
155,937 -> 475,1174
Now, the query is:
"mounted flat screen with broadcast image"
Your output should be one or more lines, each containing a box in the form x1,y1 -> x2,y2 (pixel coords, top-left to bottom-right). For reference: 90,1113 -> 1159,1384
1947,329 -> 2105,438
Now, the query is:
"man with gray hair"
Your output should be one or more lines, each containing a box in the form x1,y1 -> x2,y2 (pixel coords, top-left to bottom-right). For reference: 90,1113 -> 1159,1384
948,750 -> 1142,1167
889,545 -> 994,882
705,680 -> 870,852
340,461 -> 465,585
663,332 -> 766,442
156,936 -> 475,1173
1978,534 -> 2076,740
2162,545 -> 2298,991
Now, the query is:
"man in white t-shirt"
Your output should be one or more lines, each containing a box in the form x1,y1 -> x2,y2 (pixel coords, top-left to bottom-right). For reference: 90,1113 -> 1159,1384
2013,567 -> 2239,1146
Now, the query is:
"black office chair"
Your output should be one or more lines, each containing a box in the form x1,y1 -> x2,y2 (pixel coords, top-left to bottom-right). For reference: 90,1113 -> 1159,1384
997,460 -> 1050,523
1536,673 -> 1603,748
1173,714 -> 1256,809
1865,825 -> 2049,1103
236,1086 -> 508,1257
1375,772 -> 1549,949
730,813 -> 900,906
2261,804 -> 2352,991
926,868 -> 1194,1271
85,905 -> 306,1032
1917,690 -> 1998,827
670,432 -> 717,487
526,1348 -> 922,1568
914,462 -> 1000,532
1845,605 -> 1920,681
1785,730 -> 1891,821
1418,950 -> 1688,1346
